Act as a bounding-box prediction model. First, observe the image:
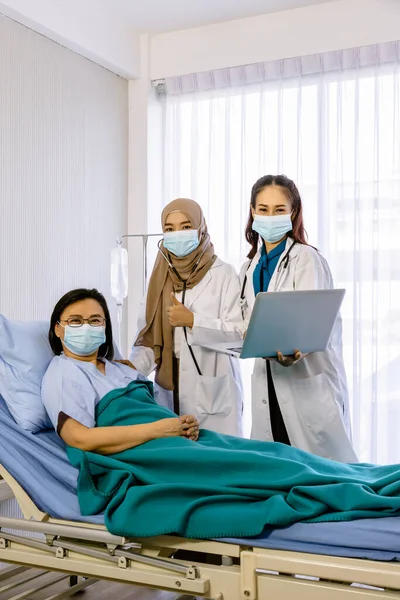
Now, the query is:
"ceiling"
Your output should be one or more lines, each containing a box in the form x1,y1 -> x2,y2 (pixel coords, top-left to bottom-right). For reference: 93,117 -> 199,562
102,0 -> 336,34
0,0 -> 339,78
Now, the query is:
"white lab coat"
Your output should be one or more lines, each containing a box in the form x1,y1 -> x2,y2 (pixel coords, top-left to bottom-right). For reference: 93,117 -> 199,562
239,240 -> 358,463
130,258 -> 244,436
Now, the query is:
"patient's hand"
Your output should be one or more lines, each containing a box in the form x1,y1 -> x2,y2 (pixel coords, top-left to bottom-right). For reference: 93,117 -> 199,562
155,416 -> 199,441
180,414 -> 200,441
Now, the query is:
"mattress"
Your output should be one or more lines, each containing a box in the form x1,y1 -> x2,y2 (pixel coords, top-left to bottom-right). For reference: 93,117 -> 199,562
1,395 -> 400,561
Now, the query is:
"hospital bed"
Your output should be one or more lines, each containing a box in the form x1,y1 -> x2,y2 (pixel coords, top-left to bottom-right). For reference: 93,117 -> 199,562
1,396 -> 400,600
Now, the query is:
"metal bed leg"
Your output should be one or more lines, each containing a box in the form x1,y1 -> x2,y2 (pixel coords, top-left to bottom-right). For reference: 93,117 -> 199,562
68,575 -> 78,587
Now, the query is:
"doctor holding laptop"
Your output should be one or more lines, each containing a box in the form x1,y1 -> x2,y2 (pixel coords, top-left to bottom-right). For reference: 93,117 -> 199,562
239,175 -> 357,462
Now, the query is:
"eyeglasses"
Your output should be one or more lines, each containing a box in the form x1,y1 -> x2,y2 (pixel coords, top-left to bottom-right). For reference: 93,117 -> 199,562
59,317 -> 106,328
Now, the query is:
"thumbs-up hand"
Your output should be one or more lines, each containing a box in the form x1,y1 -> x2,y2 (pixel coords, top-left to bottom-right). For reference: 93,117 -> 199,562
166,292 -> 195,328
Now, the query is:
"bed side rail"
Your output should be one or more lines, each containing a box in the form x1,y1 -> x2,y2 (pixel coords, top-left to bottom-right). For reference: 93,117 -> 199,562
241,548 -> 400,600
0,478 -> 14,502
0,516 -> 205,586
0,464 -> 48,520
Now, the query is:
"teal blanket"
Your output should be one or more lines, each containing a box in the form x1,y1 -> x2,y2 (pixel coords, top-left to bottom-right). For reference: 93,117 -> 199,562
67,381 -> 400,539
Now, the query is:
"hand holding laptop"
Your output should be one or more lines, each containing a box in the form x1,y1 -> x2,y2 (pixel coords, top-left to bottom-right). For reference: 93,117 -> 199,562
266,349 -> 304,367
196,289 -> 346,360
245,326 -> 304,364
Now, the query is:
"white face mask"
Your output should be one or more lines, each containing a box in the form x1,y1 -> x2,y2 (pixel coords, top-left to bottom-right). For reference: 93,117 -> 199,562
163,230 -> 200,257
252,214 -> 292,243
63,324 -> 106,356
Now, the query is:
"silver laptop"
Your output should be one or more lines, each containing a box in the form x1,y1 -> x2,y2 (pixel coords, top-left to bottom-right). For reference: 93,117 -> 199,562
201,289 -> 346,359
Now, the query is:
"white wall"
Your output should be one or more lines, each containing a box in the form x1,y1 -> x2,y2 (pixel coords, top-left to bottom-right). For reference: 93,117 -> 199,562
151,0 -> 400,79
125,34 -> 165,354
0,15 -> 128,342
126,35 -> 151,350
0,0 -> 140,78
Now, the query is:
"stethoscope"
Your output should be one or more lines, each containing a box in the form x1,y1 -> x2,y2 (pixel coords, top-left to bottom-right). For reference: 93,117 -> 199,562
157,240 -> 212,378
240,240 -> 297,305
157,240 -> 208,304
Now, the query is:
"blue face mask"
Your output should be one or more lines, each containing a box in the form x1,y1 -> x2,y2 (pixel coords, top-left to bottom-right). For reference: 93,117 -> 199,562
252,214 -> 292,244
163,230 -> 200,258
63,324 -> 106,357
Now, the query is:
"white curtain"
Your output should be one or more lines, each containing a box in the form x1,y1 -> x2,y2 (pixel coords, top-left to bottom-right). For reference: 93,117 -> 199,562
156,43 -> 400,464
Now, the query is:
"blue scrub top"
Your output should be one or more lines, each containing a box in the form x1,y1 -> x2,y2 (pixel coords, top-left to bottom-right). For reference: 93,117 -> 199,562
42,354 -> 145,431
253,239 -> 287,295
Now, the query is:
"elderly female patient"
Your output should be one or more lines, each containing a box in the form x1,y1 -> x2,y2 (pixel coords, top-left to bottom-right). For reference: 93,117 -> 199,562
41,288 -> 400,540
42,288 -> 199,453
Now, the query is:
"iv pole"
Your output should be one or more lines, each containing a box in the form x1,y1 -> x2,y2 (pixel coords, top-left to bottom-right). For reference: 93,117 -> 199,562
117,233 -> 163,295
113,233 -> 163,353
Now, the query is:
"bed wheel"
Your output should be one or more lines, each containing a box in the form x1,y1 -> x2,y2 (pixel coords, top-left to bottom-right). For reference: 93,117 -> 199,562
68,575 -> 79,587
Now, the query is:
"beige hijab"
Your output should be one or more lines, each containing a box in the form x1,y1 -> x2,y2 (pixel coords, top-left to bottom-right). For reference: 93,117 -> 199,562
135,199 -> 216,390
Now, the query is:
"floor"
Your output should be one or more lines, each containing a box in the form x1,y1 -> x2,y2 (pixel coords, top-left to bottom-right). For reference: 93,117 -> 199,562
0,569 -> 196,599
36,581 -> 191,599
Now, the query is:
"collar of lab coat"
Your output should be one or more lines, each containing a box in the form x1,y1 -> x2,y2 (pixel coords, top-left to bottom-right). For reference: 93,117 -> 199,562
183,257 -> 223,309
244,239 -> 299,306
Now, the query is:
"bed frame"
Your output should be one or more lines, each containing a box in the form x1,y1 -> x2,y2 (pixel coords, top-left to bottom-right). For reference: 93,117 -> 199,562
1,468 -> 400,600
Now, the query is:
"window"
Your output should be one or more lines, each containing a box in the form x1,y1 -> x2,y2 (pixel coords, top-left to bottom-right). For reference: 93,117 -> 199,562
159,57 -> 400,463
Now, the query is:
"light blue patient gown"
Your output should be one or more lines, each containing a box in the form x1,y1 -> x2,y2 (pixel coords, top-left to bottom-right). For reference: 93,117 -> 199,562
42,354 -> 144,431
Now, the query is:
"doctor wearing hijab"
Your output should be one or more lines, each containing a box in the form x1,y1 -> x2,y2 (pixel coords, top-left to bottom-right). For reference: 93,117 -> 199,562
130,198 -> 244,436
240,175 -> 357,462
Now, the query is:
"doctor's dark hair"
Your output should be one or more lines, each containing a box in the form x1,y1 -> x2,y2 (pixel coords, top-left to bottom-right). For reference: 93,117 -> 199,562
48,288 -> 114,360
245,175 -> 308,259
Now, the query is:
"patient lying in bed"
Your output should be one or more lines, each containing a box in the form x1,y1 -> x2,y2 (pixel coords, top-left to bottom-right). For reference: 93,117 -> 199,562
41,288 -> 400,540
42,288 -> 200,454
